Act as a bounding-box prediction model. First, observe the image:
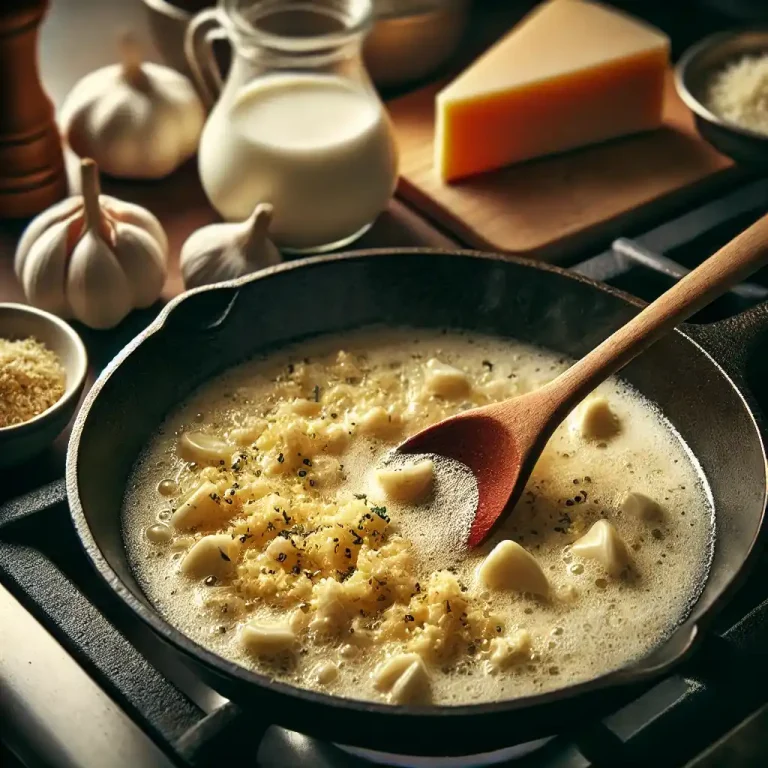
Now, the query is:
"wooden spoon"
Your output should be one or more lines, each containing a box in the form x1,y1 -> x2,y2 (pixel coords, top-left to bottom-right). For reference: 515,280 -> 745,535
398,214 -> 768,549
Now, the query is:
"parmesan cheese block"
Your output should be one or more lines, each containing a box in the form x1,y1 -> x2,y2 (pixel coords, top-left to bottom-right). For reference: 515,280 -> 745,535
435,0 -> 670,181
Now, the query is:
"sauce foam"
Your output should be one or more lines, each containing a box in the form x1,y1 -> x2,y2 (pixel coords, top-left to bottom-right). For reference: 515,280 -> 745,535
123,328 -> 713,706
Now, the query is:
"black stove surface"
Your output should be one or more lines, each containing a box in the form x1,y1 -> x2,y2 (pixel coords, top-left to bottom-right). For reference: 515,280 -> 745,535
2,180 -> 768,768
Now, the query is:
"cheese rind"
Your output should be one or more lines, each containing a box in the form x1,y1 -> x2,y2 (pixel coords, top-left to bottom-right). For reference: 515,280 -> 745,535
435,0 -> 670,181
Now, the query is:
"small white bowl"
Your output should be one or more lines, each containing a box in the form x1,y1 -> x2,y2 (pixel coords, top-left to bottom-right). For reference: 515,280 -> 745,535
0,304 -> 88,467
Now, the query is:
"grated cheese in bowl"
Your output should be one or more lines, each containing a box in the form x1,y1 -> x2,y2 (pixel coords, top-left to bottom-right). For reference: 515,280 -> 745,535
705,52 -> 768,136
0,337 -> 66,428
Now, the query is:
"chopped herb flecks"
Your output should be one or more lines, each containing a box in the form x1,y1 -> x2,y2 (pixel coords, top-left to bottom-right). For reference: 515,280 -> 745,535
371,505 -> 390,522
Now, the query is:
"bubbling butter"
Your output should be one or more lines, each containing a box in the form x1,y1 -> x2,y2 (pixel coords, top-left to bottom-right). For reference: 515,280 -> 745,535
123,327 -> 713,706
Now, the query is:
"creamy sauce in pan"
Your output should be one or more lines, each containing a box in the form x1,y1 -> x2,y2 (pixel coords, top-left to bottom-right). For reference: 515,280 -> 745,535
123,328 -> 713,706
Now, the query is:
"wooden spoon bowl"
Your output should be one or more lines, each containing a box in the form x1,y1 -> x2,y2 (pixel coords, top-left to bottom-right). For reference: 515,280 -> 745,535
399,213 -> 768,548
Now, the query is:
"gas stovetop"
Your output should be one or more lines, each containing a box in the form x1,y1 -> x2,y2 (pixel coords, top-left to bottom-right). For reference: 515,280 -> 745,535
2,180 -> 768,768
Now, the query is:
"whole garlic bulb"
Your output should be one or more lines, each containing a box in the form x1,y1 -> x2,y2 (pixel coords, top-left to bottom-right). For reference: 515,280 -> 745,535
15,159 -> 169,330
180,204 -> 282,290
60,35 -> 204,179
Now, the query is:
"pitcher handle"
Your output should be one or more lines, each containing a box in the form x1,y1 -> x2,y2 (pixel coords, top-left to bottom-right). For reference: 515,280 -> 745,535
185,8 -> 226,110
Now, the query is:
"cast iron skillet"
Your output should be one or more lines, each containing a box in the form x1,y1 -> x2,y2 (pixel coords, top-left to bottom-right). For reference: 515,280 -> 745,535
67,249 -> 768,758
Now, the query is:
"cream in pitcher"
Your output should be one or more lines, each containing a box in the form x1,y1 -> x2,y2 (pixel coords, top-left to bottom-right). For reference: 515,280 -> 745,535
187,0 -> 398,253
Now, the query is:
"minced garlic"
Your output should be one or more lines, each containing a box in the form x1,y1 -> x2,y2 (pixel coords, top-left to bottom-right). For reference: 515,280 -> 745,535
706,52 -> 768,136
0,337 -> 66,428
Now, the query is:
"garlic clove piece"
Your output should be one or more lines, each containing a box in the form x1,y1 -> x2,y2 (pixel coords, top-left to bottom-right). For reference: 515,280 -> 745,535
18,217 -> 77,319
571,519 -> 631,577
241,623 -> 296,657
102,195 -> 168,254
180,203 -> 281,290
389,659 -> 432,704
621,491 -> 663,522
376,459 -> 434,503
111,222 -> 167,308
178,431 -> 234,465
172,481 -> 234,530
181,534 -> 240,579
488,630 -> 532,670
373,653 -> 424,692
313,661 -> 339,686
373,654 -> 432,704
423,359 -> 471,398
576,397 -> 620,441
358,406 -> 398,437
15,196 -> 82,279
67,230 -> 134,330
180,225 -> 244,289
239,204 -> 281,266
477,540 -> 549,596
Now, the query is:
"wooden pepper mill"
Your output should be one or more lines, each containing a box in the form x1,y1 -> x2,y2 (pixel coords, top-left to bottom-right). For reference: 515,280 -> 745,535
0,0 -> 67,219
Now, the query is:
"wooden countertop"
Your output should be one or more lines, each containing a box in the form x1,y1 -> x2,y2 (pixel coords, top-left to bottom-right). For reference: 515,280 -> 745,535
0,0 -> 458,501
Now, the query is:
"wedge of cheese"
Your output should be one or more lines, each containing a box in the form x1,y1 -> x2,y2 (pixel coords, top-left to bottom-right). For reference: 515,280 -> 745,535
435,0 -> 670,182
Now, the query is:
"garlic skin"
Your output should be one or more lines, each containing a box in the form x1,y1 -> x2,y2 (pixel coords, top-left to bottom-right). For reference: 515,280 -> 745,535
15,159 -> 168,330
60,36 -> 204,179
180,203 -> 282,290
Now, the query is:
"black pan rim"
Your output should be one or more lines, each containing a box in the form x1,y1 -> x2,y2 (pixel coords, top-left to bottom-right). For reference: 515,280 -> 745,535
65,247 -> 768,724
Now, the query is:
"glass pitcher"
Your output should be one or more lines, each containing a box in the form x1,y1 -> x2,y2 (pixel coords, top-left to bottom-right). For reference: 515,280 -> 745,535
185,0 -> 399,254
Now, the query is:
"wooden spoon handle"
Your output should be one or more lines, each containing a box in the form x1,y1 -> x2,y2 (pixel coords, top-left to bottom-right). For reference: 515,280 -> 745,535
547,212 -> 768,409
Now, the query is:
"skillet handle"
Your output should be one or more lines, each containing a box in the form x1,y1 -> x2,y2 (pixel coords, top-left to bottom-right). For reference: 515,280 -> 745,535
684,300 -> 768,387
545,214 -> 768,408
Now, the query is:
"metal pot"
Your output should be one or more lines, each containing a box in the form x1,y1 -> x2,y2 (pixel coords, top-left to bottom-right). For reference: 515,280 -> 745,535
67,249 -> 768,757
142,0 -> 469,87
142,0 -> 197,76
365,0 -> 470,88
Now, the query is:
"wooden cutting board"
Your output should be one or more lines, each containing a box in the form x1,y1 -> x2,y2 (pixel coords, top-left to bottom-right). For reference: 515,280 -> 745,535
388,71 -> 739,261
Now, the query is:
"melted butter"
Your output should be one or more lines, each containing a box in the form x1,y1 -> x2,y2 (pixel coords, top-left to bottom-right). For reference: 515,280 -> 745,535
123,328 -> 713,706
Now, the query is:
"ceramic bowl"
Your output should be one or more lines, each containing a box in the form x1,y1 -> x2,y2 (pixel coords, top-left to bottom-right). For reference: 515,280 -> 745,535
0,304 -> 88,467
675,30 -> 768,167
